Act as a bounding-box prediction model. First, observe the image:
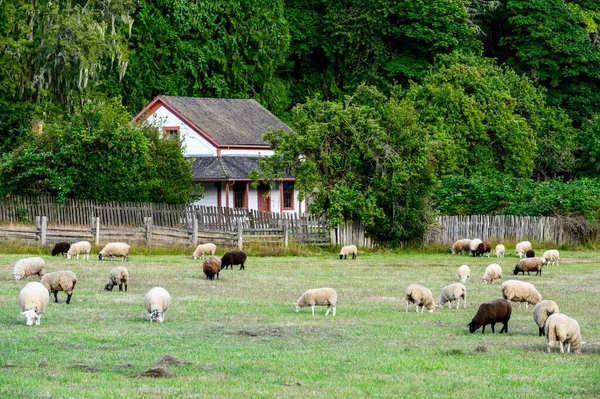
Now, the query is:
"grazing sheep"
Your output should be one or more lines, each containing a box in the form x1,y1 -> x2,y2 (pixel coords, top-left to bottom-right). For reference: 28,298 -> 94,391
221,251 -> 247,270
144,287 -> 171,323
98,242 -> 130,261
66,241 -> 91,260
495,244 -> 505,257
526,249 -> 535,258
18,282 -> 50,326
51,242 -> 71,257
513,257 -> 545,276
481,264 -> 503,284
451,239 -> 471,255
104,266 -> 129,292
295,288 -> 337,316
41,271 -> 77,304
13,257 -> 46,281
469,239 -> 483,257
533,300 -> 560,337
516,241 -> 532,258
542,250 -> 560,266
437,283 -> 467,309
545,313 -> 582,353
468,299 -> 512,334
405,284 -> 435,313
203,256 -> 221,280
192,243 -> 217,260
339,245 -> 358,260
457,265 -> 470,283
476,241 -> 492,257
501,280 -> 542,310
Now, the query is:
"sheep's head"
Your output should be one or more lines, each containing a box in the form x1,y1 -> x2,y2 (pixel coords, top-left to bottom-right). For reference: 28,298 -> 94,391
481,278 -> 488,284
66,253 -> 72,259
339,254 -> 344,260
467,321 -> 481,333
104,283 -> 114,291
98,253 -> 104,261
294,303 -> 301,313
149,310 -> 163,322
12,273 -> 22,281
21,310 -> 40,326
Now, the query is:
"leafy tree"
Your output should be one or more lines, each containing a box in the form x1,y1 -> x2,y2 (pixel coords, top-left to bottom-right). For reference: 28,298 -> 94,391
253,85 -> 436,243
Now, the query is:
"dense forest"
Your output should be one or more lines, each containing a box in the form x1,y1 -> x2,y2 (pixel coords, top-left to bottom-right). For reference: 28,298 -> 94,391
1,0 -> 600,242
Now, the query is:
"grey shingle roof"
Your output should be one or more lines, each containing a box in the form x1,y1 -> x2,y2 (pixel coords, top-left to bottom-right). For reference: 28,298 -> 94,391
160,96 -> 291,146
191,156 -> 292,180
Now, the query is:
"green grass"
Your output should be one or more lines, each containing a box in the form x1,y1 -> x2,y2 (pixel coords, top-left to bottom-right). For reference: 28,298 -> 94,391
0,251 -> 598,398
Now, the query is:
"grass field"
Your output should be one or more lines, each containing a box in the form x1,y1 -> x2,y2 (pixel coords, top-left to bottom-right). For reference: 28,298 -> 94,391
0,250 -> 598,398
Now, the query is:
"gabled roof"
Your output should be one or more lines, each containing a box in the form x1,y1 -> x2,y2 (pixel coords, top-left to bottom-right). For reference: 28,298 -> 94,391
134,96 -> 291,147
191,156 -> 293,181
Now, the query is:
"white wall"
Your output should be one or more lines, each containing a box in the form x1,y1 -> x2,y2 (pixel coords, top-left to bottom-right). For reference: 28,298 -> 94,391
220,149 -> 274,156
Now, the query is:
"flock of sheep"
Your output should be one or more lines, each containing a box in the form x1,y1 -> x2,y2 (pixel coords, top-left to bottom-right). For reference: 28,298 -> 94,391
11,240 -> 582,353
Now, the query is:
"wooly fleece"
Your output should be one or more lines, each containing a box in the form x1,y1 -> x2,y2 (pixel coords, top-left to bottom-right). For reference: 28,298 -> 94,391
98,242 -> 130,261
495,244 -> 505,257
13,257 -> 46,281
193,243 -> 217,260
451,239 -> 471,255
516,241 -> 532,258
51,242 -> 70,257
41,271 -> 77,304
339,245 -> 358,259
295,288 -> 337,316
437,283 -> 466,309
18,282 -> 50,326
545,313 -> 582,353
221,251 -> 247,270
513,257 -> 545,276
481,264 -> 502,284
468,299 -> 512,334
457,265 -> 470,283
203,256 -> 222,280
469,239 -> 483,256
67,241 -> 91,260
144,287 -> 171,323
501,280 -> 542,309
533,300 -> 560,337
405,284 -> 435,313
105,266 -> 129,292
542,250 -> 560,266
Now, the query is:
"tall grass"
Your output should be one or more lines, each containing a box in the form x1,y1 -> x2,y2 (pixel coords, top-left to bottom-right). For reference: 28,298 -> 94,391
0,251 -> 598,398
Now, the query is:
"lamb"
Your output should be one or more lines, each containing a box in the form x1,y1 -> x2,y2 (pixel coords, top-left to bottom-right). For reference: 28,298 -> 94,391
405,284 -> 435,313
437,283 -> 466,309
339,245 -> 358,260
481,263 -> 502,284
98,242 -> 130,261
12,257 -> 46,281
513,257 -> 545,276
469,239 -> 483,257
203,256 -> 221,280
516,241 -> 532,258
104,266 -> 129,292
451,239 -> 471,255
51,242 -> 71,257
144,287 -> 171,323
542,250 -> 560,266
41,271 -> 77,304
476,241 -> 492,257
495,244 -> 505,257
545,313 -> 582,353
468,299 -> 512,334
526,249 -> 535,258
501,280 -> 542,309
18,282 -> 50,326
66,241 -> 91,260
221,251 -> 247,270
457,265 -> 470,283
192,243 -> 217,260
533,300 -> 560,337
295,288 -> 337,316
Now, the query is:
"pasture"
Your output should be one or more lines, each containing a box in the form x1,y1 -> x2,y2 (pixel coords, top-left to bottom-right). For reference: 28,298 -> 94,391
0,250 -> 599,398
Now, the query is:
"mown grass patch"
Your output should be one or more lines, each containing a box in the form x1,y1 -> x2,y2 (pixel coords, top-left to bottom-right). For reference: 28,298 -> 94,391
0,251 -> 598,398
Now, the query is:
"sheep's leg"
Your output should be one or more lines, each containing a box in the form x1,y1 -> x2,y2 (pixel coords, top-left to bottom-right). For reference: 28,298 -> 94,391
36,315 -> 41,325
66,293 -> 72,304
119,283 -> 123,292
500,322 -> 508,334
463,294 -> 467,309
481,325 -> 486,334
559,341 -> 564,353
332,305 -> 336,316
124,283 -> 128,292
325,305 -> 331,316
539,327 -> 544,336
448,301 -> 452,309
311,305 -> 315,316
490,323 -> 496,333
240,263 -> 245,270
405,301 -> 409,312
352,253 -> 356,259
53,292 -> 58,303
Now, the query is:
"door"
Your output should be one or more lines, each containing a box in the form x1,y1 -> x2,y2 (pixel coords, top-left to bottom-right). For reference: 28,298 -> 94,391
257,183 -> 271,212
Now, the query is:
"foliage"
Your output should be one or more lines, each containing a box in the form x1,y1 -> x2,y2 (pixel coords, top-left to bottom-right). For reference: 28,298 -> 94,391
432,173 -> 600,221
0,98 -> 199,204
254,85 -> 436,243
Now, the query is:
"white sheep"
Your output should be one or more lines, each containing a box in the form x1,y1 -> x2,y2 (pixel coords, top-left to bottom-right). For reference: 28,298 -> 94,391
542,250 -> 560,266
144,287 -> 171,322
98,242 -> 130,261
533,300 -> 560,337
18,282 -> 50,326
12,257 -> 46,281
468,239 -> 483,257
513,257 -> 545,276
481,264 -> 503,284
516,241 -> 532,258
451,239 -> 471,255
437,283 -> 467,309
192,243 -> 217,260
495,244 -> 505,257
339,245 -> 357,260
66,241 -> 91,260
41,271 -> 77,304
405,284 -> 435,313
104,266 -> 129,292
545,313 -> 582,353
295,288 -> 337,316
457,265 -> 470,283
501,280 -> 541,310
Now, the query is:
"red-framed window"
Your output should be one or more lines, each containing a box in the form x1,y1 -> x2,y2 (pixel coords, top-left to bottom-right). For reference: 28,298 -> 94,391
162,126 -> 180,142
282,181 -> 294,210
233,182 -> 247,209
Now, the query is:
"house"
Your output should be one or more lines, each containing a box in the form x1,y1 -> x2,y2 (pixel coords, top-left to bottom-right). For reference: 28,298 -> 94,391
133,96 -> 305,213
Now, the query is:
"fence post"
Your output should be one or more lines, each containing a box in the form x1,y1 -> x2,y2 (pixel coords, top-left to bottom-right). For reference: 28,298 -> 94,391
192,214 -> 198,246
236,218 -> 243,250
283,220 -> 289,248
95,217 -> 100,246
40,216 -> 47,245
145,217 -> 153,245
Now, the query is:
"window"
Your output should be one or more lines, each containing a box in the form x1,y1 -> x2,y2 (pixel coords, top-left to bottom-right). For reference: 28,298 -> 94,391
282,181 -> 294,210
162,126 -> 180,142
233,182 -> 247,209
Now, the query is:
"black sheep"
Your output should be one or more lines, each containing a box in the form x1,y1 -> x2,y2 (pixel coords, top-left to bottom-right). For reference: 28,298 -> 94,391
468,299 -> 512,334
51,242 -> 71,257
221,251 -> 247,270
525,249 -> 535,258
